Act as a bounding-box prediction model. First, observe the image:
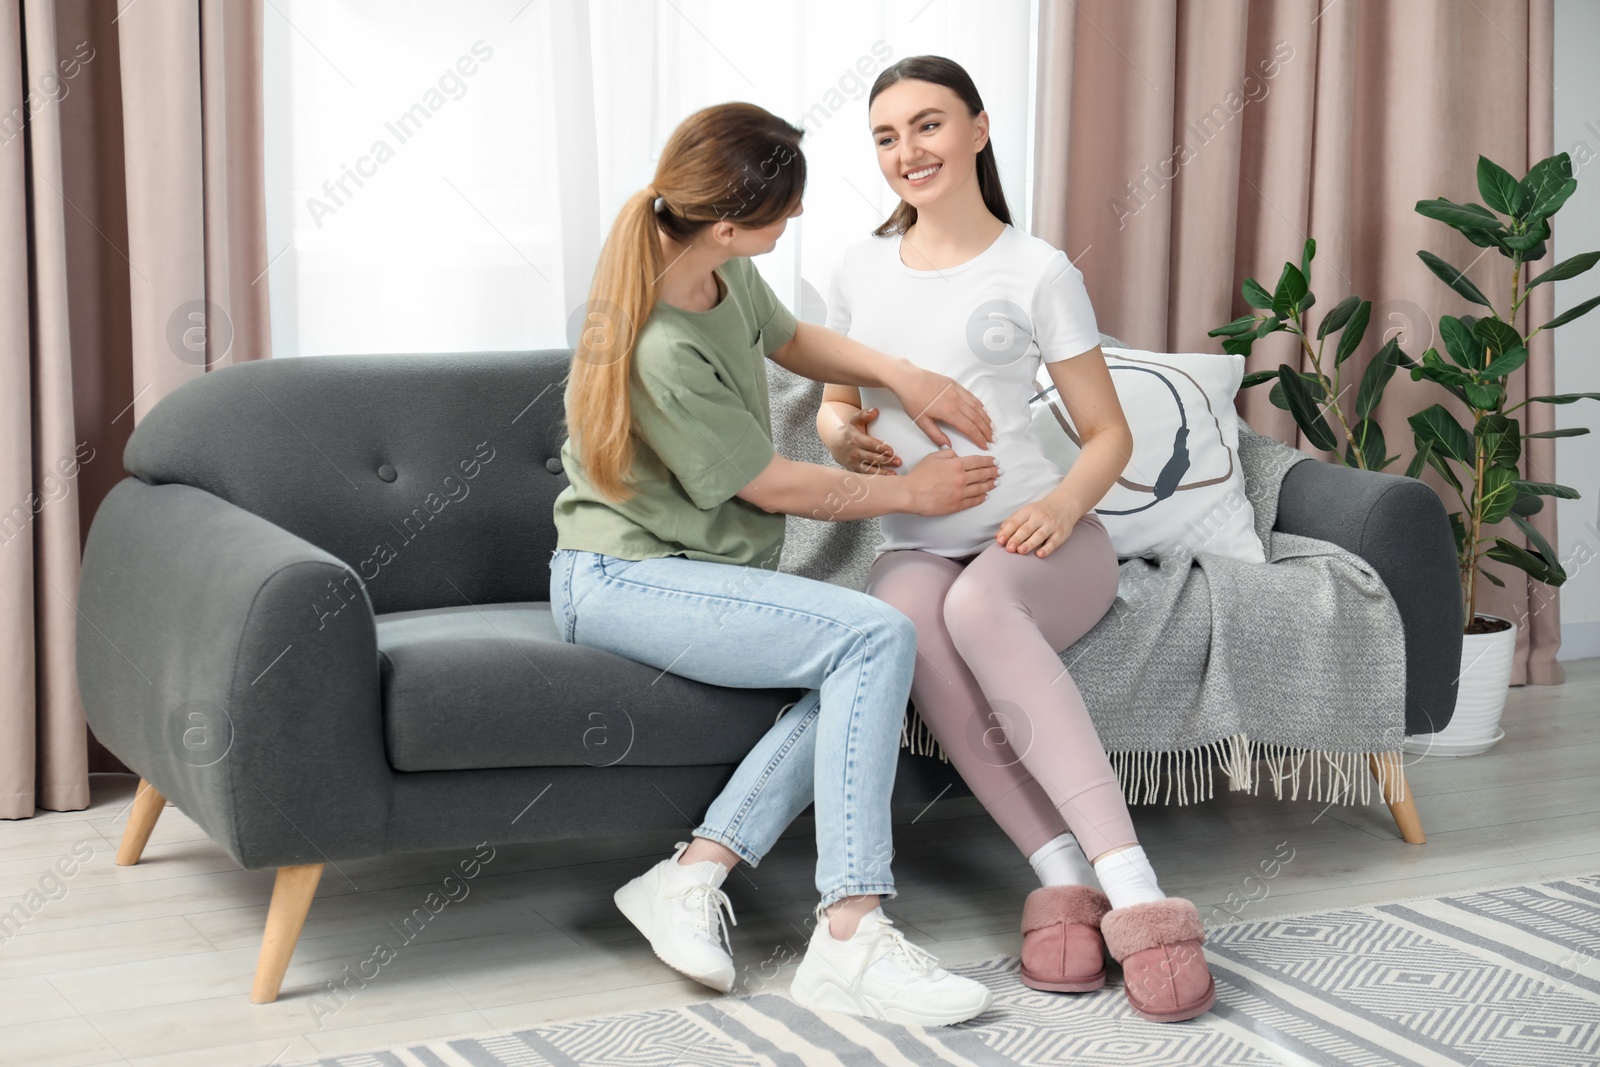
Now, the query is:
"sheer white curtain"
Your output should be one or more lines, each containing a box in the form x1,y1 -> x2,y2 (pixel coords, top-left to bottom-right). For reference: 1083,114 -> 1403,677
262,0 -> 1036,356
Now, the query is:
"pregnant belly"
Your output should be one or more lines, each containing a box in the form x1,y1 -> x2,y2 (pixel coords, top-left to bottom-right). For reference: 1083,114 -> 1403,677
858,387 -> 986,466
859,387 -> 1065,554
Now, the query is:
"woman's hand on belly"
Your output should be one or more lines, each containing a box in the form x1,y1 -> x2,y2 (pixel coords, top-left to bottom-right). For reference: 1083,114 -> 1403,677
823,404 -> 902,475
882,360 -> 994,449
995,487 -> 1081,558
858,388 -> 992,472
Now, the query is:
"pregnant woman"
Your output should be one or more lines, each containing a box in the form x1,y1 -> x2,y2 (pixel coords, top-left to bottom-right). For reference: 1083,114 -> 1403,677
550,101 -> 1004,1027
818,56 -> 1215,1023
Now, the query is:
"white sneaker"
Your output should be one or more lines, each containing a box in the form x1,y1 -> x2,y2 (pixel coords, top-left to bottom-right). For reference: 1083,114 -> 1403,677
613,841 -> 737,992
790,904 -> 993,1026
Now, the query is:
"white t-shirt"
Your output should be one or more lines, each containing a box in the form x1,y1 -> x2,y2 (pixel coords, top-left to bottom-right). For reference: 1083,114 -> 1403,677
826,223 -> 1101,557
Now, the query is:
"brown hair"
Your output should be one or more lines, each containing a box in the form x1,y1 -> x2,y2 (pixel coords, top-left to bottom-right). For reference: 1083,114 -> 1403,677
867,55 -> 1012,236
564,103 -> 806,501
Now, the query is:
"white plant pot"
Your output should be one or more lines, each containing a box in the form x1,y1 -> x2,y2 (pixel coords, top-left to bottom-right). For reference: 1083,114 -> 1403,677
1402,612 -> 1517,758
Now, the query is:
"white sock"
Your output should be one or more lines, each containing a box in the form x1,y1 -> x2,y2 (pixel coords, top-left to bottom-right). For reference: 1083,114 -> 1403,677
666,846 -> 729,889
1028,834 -> 1100,888
1092,845 -> 1166,909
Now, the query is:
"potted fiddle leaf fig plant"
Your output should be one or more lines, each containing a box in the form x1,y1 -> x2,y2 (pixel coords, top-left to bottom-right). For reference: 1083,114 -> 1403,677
1209,238 -> 1406,471
1401,151 -> 1600,756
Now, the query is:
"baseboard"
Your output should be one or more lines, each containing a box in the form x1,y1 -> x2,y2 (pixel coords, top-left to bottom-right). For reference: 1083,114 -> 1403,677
1558,620 -> 1600,662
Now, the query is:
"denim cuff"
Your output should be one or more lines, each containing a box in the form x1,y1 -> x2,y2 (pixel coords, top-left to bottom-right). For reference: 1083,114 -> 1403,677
691,826 -> 763,868
817,882 -> 899,911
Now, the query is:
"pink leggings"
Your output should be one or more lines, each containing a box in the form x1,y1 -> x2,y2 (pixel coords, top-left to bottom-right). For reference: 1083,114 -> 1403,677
865,513 -> 1134,861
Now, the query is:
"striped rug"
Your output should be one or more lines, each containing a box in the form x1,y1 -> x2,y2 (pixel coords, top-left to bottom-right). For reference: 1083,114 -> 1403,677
273,873 -> 1600,1067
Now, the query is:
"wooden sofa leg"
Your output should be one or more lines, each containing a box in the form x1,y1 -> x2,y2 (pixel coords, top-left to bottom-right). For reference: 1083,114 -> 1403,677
252,863 -> 325,1004
1368,753 -> 1426,844
115,779 -> 167,866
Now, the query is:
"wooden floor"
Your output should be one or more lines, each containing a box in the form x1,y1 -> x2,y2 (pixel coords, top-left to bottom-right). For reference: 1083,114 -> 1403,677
5,659 -> 1599,1067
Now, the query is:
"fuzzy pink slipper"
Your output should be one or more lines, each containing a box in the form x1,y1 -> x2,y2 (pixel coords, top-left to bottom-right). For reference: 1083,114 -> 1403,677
1099,897 -> 1216,1022
1018,884 -> 1112,992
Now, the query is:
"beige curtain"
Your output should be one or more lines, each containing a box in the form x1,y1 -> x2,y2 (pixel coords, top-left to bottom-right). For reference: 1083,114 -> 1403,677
1033,0 -> 1562,688
0,0 -> 270,820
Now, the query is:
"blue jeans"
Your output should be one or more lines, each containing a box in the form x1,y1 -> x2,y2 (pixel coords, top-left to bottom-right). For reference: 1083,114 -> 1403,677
548,547 -> 917,908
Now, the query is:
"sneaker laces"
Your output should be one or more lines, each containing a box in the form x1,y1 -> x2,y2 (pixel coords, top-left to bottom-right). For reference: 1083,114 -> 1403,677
870,915 -> 941,978
672,881 -> 737,957
816,902 -> 942,979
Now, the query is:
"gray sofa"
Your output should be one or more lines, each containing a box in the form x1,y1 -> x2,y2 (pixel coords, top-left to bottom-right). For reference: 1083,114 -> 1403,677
76,348 -> 1458,1004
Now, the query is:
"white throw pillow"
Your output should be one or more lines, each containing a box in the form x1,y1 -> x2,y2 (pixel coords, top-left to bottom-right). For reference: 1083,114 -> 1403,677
1028,347 -> 1264,563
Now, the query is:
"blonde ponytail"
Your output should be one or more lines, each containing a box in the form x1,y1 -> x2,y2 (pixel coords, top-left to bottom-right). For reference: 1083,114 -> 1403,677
563,103 -> 806,501
564,189 -> 661,501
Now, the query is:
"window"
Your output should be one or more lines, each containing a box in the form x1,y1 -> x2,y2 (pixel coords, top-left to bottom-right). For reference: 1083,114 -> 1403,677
263,0 -> 1037,356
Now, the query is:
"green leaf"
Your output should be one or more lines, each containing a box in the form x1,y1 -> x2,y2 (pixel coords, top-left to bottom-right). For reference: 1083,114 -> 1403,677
1472,316 -> 1523,360
1439,316 -> 1484,370
1272,263 -> 1309,319
1476,414 -> 1520,469
1509,512 -> 1562,576
1529,177 -> 1577,221
1516,153 -> 1574,219
1240,369 -> 1279,389
1268,370 -> 1322,410
1504,226 -> 1549,253
1301,238 -> 1316,281
1334,300 -> 1372,366
1480,344 -> 1528,379
1538,294 -> 1600,333
1405,440 -> 1433,480
1277,365 -> 1339,452
1512,479 -> 1581,499
1348,417 -> 1387,471
1487,538 -> 1564,586
1318,295 -> 1363,340
1419,251 -> 1494,308
1209,315 -> 1259,338
1418,345 -> 1477,387
1478,464 -> 1519,525
1256,317 -> 1284,338
1478,566 -> 1506,588
1242,278 -> 1275,310
1511,492 -> 1544,516
1526,251 -> 1600,290
1222,336 -> 1255,357
1416,197 -> 1501,231
1521,392 -> 1600,405
1356,337 -> 1401,420
1477,155 -> 1521,215
1408,404 -> 1475,465
1463,381 -> 1504,410
1523,427 -> 1591,439
1424,444 -> 1465,493
1462,226 -> 1509,250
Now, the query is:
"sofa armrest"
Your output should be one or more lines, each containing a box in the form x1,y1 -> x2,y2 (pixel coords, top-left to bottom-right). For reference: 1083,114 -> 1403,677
77,478 -> 391,869
1274,460 -> 1464,736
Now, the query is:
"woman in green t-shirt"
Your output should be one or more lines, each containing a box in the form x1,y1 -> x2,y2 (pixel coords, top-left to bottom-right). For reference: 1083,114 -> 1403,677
549,102 -> 999,1027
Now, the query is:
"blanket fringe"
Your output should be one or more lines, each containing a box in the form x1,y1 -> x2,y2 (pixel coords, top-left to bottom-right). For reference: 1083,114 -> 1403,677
902,713 -> 1401,807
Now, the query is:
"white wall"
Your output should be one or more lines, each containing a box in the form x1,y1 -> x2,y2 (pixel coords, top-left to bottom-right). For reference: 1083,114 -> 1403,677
1553,0 -> 1600,660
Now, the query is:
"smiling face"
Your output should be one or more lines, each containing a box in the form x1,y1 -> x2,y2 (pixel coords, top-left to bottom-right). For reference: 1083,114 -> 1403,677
869,78 -> 988,210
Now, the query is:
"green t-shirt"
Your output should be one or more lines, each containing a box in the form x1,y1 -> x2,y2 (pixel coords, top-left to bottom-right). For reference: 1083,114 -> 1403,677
553,256 -> 800,568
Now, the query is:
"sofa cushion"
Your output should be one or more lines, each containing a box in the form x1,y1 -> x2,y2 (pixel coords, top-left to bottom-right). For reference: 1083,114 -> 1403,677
1027,347 -> 1263,562
376,603 -> 801,771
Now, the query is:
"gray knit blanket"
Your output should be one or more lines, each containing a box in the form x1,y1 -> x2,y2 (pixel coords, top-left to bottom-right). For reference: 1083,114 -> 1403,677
767,339 -> 1408,807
